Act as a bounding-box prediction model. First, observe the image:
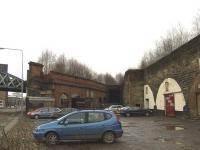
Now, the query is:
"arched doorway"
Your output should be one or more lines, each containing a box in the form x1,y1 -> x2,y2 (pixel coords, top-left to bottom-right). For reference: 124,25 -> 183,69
156,78 -> 185,117
144,85 -> 155,109
60,94 -> 71,108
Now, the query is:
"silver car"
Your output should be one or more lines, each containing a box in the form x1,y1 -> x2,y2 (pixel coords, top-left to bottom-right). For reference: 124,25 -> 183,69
104,105 -> 123,112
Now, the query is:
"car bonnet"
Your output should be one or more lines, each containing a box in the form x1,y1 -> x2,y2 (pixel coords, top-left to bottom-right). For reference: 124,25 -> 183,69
38,120 -> 59,129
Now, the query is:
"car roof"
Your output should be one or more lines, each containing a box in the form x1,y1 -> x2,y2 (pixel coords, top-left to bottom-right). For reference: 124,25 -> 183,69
78,109 -> 112,113
57,109 -> 113,121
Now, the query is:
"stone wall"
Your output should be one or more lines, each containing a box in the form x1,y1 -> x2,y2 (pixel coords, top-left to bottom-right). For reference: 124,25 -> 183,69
0,64 -> 8,107
123,69 -> 144,107
0,91 -> 8,107
123,34 -> 200,117
144,36 -> 200,101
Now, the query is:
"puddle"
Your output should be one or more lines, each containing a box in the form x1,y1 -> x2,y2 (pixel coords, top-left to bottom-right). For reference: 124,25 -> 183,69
166,125 -> 185,131
123,132 -> 132,137
175,141 -> 183,145
154,137 -> 173,143
121,122 -> 138,128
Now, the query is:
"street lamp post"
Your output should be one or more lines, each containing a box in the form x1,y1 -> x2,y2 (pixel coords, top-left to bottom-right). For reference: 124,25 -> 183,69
0,47 -> 24,116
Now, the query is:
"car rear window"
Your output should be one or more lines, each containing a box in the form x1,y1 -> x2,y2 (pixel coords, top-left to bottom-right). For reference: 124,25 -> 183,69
88,112 -> 105,123
104,113 -> 112,120
87,112 -> 112,123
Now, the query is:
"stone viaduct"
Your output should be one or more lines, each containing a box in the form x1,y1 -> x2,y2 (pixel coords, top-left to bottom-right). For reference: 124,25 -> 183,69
123,34 -> 200,118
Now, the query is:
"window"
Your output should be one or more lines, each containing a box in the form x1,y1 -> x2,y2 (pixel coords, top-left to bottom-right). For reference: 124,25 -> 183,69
104,113 -> 112,120
65,112 -> 85,124
130,107 -> 140,110
86,90 -> 90,97
136,104 -> 141,107
37,108 -> 48,112
49,108 -> 60,112
90,91 -> 94,98
165,81 -> 169,91
88,112 -> 105,123
146,86 -> 148,94
111,105 -> 123,109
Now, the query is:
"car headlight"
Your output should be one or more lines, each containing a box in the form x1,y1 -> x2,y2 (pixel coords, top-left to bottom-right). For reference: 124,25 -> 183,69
34,127 -> 45,132
35,128 -> 45,132
34,127 -> 39,132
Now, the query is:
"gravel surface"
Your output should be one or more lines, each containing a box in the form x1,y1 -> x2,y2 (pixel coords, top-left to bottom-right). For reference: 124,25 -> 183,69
1,115 -> 200,150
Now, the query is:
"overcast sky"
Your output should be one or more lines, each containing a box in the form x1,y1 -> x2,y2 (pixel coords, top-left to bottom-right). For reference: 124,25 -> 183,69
0,0 -> 200,79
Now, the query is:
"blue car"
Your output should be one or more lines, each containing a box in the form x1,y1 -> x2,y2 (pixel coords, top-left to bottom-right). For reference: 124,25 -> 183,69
33,110 -> 123,144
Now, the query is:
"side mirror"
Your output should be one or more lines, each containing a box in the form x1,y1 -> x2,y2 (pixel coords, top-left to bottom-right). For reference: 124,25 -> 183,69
58,119 -> 68,125
64,121 -> 69,125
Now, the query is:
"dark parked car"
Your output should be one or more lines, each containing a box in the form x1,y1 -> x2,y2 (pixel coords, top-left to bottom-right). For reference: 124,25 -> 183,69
120,106 -> 153,117
33,110 -> 123,145
27,107 -> 62,119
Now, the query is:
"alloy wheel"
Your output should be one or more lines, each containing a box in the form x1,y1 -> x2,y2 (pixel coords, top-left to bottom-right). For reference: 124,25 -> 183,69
46,132 -> 59,145
102,132 -> 115,144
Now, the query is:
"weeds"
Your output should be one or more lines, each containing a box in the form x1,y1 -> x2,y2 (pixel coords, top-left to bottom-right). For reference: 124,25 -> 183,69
0,117 -> 47,150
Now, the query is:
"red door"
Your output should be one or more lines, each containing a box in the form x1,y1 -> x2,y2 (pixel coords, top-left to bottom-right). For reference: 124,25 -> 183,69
165,94 -> 175,117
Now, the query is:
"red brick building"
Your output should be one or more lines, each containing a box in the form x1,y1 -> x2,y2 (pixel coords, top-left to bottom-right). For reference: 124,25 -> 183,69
0,64 -> 8,107
27,62 -> 108,109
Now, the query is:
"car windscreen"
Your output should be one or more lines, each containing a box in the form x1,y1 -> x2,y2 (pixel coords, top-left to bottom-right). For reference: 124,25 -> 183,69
56,111 -> 77,121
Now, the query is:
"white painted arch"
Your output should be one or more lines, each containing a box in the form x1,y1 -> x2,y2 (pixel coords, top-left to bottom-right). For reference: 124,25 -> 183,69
156,78 -> 186,111
144,85 -> 155,109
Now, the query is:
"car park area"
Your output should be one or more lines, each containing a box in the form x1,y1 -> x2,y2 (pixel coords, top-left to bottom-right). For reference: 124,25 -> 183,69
31,116 -> 200,150
1,111 -> 200,150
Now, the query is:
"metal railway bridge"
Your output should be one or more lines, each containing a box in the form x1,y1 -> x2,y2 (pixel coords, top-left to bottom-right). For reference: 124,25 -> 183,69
0,72 -> 26,92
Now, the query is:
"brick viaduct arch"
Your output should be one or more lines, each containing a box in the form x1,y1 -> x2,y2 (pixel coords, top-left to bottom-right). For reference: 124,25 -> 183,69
27,62 -> 108,109
123,34 -> 200,117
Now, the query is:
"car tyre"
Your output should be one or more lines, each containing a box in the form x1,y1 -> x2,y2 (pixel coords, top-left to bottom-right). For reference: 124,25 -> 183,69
125,113 -> 130,117
102,131 -> 115,144
46,132 -> 59,145
145,112 -> 150,117
34,115 -> 39,119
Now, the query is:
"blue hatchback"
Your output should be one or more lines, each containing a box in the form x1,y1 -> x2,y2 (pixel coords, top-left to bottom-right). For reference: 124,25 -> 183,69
33,110 -> 123,144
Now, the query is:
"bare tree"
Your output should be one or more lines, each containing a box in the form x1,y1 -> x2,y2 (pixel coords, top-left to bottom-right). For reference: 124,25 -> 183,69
95,74 -> 105,84
104,73 -> 116,85
139,50 -> 156,68
192,12 -> 200,36
37,51 -> 117,83
54,54 -> 67,73
38,49 -> 56,74
170,24 -> 190,49
139,23 -> 190,68
115,73 -> 124,85
66,58 -> 93,79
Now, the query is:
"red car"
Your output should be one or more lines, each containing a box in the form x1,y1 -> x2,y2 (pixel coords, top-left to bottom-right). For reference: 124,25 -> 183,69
27,107 -> 62,119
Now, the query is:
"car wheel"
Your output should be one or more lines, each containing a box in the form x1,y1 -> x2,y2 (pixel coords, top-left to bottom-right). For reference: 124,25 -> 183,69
34,115 -> 39,119
46,132 -> 59,145
125,113 -> 130,117
102,131 -> 115,144
145,112 -> 150,117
